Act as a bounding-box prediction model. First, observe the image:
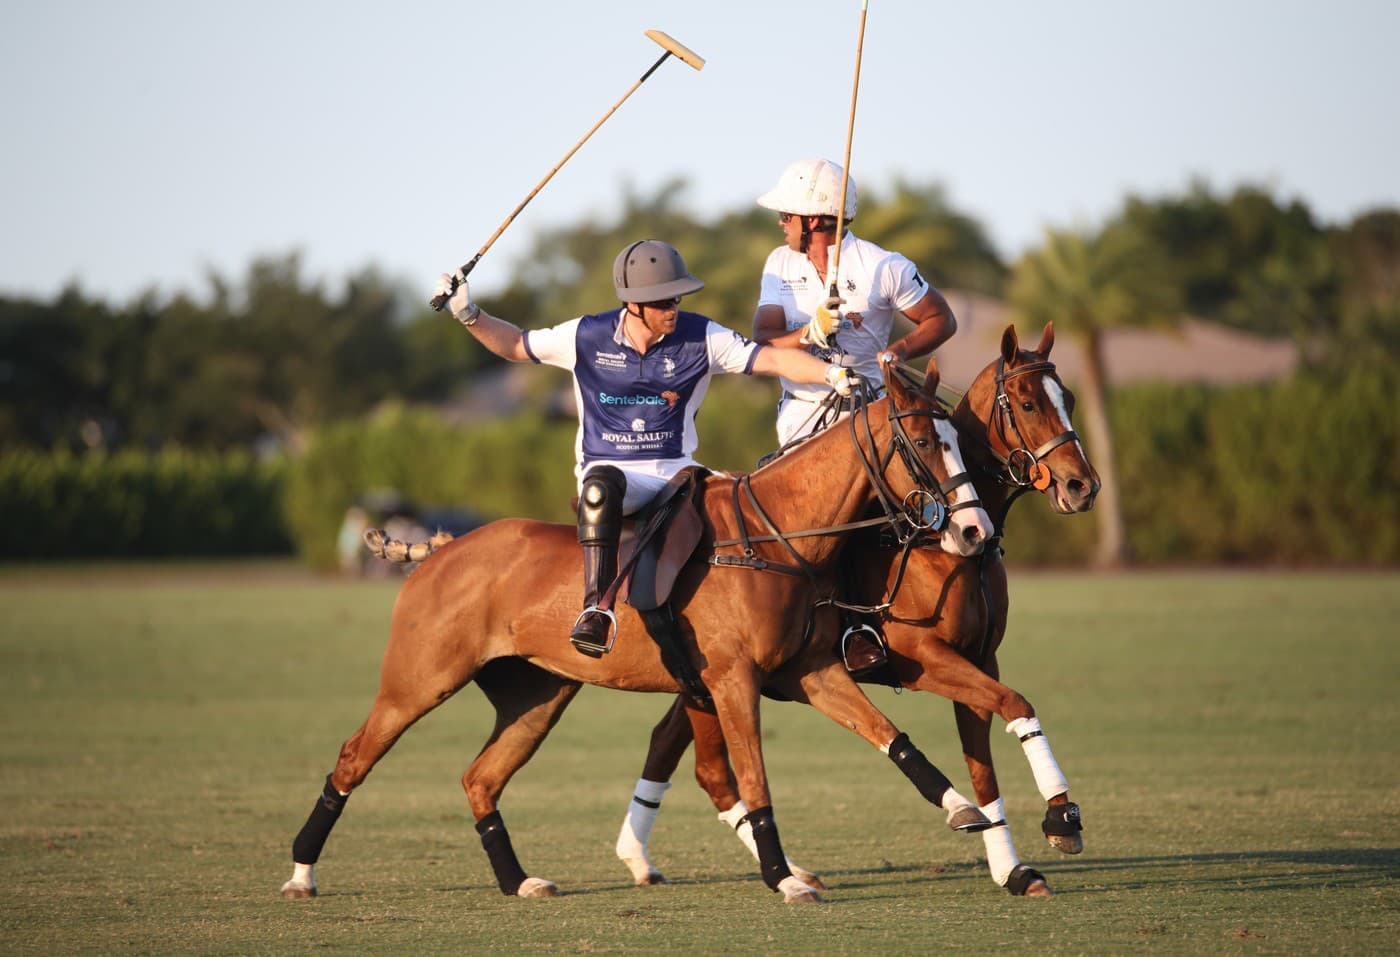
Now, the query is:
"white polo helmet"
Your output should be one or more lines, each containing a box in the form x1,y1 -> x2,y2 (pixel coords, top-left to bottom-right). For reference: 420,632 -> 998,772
756,158 -> 857,219
612,239 -> 705,303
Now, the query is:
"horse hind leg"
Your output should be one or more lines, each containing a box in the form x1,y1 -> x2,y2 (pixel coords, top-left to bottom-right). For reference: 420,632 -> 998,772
281,687 -> 458,899
465,658 -> 583,898
615,695 -> 695,886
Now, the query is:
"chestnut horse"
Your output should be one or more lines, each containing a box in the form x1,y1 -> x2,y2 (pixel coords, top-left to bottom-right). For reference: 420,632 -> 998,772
280,358 -> 997,904
613,324 -> 1101,897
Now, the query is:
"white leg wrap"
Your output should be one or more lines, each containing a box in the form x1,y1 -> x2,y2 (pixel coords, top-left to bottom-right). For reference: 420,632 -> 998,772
979,798 -> 1020,886
615,778 -> 671,861
940,787 -> 976,813
718,800 -> 761,860
1006,716 -> 1070,801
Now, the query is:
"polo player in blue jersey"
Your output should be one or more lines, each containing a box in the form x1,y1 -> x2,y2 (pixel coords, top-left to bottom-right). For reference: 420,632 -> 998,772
433,240 -> 855,656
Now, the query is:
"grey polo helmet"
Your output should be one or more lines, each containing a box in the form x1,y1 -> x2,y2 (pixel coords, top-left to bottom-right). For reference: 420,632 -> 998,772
613,240 -> 705,303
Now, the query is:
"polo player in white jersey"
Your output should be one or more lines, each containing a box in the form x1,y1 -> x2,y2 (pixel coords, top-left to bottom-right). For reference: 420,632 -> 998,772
752,158 -> 959,446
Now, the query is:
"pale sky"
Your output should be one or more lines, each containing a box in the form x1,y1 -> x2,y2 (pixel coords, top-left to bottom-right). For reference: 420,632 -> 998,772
3,0 -> 1397,305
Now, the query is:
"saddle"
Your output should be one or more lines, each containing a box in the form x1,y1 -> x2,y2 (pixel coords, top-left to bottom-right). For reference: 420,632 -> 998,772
593,467 -> 710,701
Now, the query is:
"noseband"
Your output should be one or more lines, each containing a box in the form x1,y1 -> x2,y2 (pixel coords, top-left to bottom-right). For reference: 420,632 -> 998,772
851,373 -> 981,543
992,359 -> 1079,490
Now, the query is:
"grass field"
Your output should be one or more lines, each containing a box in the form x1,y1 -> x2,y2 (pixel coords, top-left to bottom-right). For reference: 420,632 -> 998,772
1,561 -> 1397,955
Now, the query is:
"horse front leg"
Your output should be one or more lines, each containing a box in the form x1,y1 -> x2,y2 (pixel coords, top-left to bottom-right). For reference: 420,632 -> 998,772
900,638 -> 1083,856
706,662 -> 822,904
778,661 -> 991,833
953,701 -> 1051,897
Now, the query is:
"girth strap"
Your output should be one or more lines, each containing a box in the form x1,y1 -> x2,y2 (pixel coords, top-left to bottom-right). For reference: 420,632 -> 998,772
638,604 -> 710,703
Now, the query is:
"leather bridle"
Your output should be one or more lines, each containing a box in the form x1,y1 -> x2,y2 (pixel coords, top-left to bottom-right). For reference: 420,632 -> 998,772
708,377 -> 978,580
989,359 -> 1080,490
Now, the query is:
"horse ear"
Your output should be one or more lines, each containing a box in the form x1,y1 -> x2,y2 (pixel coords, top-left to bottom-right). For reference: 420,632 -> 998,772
1001,325 -> 1019,364
1036,321 -> 1055,357
923,354 -> 941,398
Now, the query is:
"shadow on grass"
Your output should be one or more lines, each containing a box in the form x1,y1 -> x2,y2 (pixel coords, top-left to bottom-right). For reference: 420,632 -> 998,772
1014,846 -> 1400,893
360,849 -> 1399,901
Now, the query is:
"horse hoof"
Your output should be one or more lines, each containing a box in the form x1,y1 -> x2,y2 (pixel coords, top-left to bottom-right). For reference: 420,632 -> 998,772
517,877 -> 560,898
778,876 -> 824,904
790,865 -> 826,891
620,857 -> 669,886
1004,864 -> 1050,897
947,806 -> 993,832
1048,833 -> 1083,855
279,881 -> 316,899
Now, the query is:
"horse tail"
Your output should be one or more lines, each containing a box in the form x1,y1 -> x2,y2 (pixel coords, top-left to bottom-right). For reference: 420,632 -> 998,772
362,527 -> 455,564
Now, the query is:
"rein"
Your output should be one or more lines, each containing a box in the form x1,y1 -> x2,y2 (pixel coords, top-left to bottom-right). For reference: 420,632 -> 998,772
707,378 -> 968,584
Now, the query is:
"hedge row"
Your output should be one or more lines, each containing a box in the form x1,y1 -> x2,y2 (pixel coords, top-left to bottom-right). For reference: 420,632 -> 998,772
4,368 -> 1394,566
0,448 -> 289,557
1004,366 -> 1399,564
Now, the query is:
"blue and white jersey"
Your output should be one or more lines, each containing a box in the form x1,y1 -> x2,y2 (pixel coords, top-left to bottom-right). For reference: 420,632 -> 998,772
524,309 -> 760,476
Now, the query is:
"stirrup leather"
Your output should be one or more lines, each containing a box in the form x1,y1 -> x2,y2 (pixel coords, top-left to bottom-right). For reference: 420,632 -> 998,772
569,606 -> 618,657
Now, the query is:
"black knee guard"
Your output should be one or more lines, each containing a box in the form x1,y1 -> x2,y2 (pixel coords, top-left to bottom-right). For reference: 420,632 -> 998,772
578,465 -> 626,545
887,732 -> 954,807
741,805 -> 794,892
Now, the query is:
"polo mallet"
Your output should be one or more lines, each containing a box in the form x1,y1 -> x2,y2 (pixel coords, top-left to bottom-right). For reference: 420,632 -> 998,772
828,1 -> 868,333
431,30 -> 705,310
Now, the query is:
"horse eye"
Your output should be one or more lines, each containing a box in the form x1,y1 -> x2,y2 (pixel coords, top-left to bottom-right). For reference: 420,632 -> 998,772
915,438 -> 929,449
1021,401 -> 1035,413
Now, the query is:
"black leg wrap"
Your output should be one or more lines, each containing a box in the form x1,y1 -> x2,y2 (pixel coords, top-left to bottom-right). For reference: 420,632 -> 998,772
1042,802 -> 1083,837
741,806 -> 793,892
1005,864 -> 1047,896
887,732 -> 953,807
476,811 -> 528,896
292,774 -> 349,864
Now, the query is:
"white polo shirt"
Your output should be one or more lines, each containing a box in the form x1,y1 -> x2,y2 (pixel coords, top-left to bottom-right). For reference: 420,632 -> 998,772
757,231 -> 930,402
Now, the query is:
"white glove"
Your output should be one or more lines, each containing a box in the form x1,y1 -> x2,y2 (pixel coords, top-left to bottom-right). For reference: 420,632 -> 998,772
433,272 -> 477,323
824,364 -> 856,397
800,295 -> 847,349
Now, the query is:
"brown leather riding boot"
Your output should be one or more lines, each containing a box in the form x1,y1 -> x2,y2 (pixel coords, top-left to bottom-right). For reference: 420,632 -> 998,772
841,624 -> 889,677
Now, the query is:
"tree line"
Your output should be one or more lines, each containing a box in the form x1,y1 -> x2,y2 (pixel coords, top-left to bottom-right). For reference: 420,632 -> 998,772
8,177 -> 1393,455
2,178 -> 1396,566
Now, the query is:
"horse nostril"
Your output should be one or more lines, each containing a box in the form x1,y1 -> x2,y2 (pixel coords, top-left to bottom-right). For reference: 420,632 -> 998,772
1067,478 -> 1085,497
963,525 -> 982,544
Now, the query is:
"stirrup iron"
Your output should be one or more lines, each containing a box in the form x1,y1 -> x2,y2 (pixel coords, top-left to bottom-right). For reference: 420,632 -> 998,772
841,623 -> 887,671
570,606 -> 618,658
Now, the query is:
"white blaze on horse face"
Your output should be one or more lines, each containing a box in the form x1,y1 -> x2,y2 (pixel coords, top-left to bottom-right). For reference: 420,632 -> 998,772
932,416 -> 993,556
1042,378 -> 1087,458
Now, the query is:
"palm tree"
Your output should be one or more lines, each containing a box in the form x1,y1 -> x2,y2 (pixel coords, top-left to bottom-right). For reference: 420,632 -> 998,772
1008,224 -> 1181,567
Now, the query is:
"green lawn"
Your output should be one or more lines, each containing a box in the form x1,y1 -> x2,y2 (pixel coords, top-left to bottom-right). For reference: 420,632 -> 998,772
1,562 -> 1397,955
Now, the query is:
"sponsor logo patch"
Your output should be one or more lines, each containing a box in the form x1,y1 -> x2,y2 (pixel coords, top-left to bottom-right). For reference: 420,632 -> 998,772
594,350 -> 628,370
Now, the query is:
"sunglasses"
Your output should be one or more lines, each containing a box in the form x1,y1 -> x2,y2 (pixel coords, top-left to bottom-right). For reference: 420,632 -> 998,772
778,212 -> 796,224
643,297 -> 681,310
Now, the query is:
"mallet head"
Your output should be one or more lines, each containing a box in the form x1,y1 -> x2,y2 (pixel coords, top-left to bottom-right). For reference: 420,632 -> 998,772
645,29 -> 705,70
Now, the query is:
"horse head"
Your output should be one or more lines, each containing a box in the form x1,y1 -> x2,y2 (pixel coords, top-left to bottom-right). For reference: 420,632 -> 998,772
881,355 -> 995,556
958,323 -> 1100,515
